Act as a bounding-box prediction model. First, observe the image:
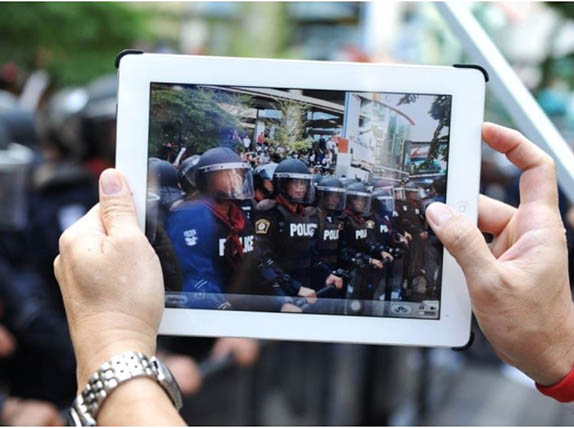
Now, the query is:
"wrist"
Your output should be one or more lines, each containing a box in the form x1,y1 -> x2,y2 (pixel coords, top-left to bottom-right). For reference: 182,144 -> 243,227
71,314 -> 157,391
533,307 -> 574,387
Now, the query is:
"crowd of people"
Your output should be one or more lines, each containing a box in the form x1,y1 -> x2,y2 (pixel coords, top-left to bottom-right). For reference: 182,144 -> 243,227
148,141 -> 445,317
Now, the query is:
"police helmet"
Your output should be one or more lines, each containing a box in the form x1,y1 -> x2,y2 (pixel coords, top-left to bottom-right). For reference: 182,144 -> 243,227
372,189 -> 395,215
372,178 -> 395,190
316,176 -> 346,212
405,186 -> 423,200
253,162 -> 277,198
273,158 -> 314,204
345,182 -> 371,216
178,154 -> 201,194
81,75 -> 117,162
148,158 -> 184,208
394,186 -> 406,200
37,87 -> 88,159
196,147 -> 254,200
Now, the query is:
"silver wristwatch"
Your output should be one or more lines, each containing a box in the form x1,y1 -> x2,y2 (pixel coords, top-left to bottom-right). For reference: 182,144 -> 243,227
69,351 -> 182,426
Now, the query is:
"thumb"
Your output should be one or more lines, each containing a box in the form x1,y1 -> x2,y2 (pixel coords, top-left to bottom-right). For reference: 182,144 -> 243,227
99,169 -> 140,237
426,202 -> 495,276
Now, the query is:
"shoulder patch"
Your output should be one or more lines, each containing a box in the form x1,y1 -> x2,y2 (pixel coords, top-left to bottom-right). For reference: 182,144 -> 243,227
256,199 -> 277,211
255,219 -> 271,234
366,220 -> 375,229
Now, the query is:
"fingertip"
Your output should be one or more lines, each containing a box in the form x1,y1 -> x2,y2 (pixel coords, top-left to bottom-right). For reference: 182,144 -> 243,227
481,121 -> 501,143
426,202 -> 454,229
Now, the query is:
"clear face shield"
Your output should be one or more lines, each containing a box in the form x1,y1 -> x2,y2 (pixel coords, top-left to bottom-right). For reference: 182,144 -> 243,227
316,186 -> 346,212
202,162 -> 254,201
375,196 -> 395,214
379,186 -> 394,197
394,187 -> 406,200
406,188 -> 421,201
275,173 -> 315,204
0,143 -> 33,230
346,191 -> 372,216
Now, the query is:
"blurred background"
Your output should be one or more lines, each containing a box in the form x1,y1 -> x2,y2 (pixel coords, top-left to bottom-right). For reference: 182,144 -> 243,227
0,1 -> 573,425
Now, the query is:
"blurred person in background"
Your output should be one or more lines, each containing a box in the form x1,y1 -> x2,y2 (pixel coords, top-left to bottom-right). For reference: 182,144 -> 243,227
0,88 -> 79,422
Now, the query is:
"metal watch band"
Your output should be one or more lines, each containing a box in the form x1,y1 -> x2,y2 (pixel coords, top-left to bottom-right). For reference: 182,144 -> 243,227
69,351 -> 182,426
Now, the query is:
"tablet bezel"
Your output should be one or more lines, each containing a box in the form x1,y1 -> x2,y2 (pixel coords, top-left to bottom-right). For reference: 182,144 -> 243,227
116,53 -> 484,347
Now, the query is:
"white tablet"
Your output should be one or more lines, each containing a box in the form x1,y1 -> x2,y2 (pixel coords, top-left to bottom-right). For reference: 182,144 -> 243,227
115,52 -> 485,347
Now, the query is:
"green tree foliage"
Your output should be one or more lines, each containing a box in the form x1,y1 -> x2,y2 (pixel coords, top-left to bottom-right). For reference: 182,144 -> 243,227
395,94 -> 451,167
427,95 -> 451,161
149,85 -> 248,156
0,3 -> 155,86
269,99 -> 312,153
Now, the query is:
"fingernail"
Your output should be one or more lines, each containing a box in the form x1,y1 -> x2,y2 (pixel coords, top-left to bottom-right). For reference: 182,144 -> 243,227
426,202 -> 454,227
101,170 -> 122,195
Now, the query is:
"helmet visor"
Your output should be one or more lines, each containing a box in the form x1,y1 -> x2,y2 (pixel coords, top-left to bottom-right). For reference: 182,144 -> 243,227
394,187 -> 406,200
201,162 -> 254,200
346,191 -> 372,216
316,186 -> 346,212
275,172 -> 314,204
375,196 -> 394,214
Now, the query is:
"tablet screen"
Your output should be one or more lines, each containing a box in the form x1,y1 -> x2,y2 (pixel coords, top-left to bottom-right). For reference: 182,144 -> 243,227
147,83 -> 450,320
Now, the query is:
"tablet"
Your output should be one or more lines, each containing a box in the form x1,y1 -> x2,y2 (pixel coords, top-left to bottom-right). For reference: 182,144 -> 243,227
116,53 -> 484,347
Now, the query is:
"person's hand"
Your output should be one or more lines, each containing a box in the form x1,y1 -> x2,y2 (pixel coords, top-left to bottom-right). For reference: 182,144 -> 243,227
419,231 -> 428,240
54,169 -> 164,390
325,273 -> 343,289
0,324 -> 16,358
381,251 -> 394,263
1,398 -> 63,426
297,286 -> 317,304
281,302 -> 302,313
163,354 -> 202,395
426,123 -> 573,387
369,258 -> 384,269
211,337 -> 259,366
403,232 -> 412,242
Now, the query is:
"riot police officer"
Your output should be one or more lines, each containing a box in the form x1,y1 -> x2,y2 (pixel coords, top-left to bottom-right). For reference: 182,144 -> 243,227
419,178 -> 446,299
340,182 -> 386,313
177,154 -> 201,201
399,186 -> 428,299
253,162 -> 277,202
253,158 -> 319,312
306,176 -> 346,301
371,187 -> 406,301
148,158 -> 184,224
166,147 -> 256,309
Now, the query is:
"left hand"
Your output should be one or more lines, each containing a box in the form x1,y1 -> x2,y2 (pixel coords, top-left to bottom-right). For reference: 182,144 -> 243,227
54,169 -> 164,390
211,338 -> 259,366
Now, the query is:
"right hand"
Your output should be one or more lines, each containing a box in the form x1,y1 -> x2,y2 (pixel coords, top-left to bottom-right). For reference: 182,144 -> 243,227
1,398 -> 63,426
297,286 -> 317,304
426,123 -> 573,387
325,274 -> 344,289
163,354 -> 202,395
369,258 -> 384,269
54,169 -> 164,390
0,324 -> 16,358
